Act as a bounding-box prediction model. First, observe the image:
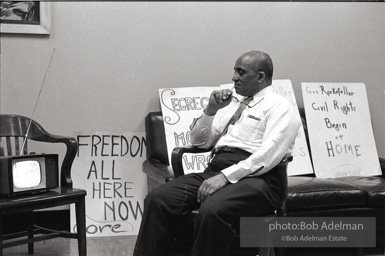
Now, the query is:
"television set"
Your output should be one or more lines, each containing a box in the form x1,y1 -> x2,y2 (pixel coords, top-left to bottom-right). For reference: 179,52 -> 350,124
0,154 -> 59,197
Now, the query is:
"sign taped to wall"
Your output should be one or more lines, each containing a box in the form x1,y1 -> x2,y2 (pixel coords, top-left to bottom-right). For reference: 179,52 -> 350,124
70,132 -> 147,237
302,83 -> 381,178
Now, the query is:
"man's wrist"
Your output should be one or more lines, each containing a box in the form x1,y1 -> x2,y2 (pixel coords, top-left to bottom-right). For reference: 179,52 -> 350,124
220,172 -> 230,184
204,107 -> 217,116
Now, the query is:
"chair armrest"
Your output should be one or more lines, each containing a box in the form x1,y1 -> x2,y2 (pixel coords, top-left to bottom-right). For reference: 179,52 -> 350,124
36,134 -> 78,188
143,159 -> 174,184
275,156 -> 291,217
51,135 -> 77,188
171,146 -> 293,177
280,156 -> 293,165
171,146 -> 211,178
380,157 -> 385,177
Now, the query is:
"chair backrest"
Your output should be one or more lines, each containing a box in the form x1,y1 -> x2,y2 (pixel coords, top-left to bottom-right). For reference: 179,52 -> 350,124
145,112 -> 169,165
1,114 -> 46,156
0,114 -> 78,187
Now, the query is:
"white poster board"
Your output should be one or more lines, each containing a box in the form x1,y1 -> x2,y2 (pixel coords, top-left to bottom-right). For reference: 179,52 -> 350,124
159,87 -> 218,174
221,80 -> 314,176
302,83 -> 381,178
70,132 -> 147,237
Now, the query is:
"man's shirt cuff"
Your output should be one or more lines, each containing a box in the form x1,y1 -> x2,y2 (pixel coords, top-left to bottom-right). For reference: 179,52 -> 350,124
221,163 -> 265,183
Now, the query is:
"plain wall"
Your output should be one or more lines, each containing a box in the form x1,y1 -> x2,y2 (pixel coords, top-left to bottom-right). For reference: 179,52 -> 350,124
1,2 -> 384,158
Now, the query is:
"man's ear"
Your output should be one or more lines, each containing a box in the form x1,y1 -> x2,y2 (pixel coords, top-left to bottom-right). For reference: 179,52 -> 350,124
257,71 -> 266,82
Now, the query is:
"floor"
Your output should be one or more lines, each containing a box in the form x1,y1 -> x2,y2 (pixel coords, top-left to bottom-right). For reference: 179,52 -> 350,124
3,236 -> 136,256
2,236 -> 384,256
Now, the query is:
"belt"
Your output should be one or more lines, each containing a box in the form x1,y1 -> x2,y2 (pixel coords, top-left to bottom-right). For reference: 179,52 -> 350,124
214,146 -> 252,156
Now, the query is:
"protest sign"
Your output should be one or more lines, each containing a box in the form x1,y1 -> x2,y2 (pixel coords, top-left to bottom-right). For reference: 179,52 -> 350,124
159,87 -> 218,174
70,132 -> 147,237
302,83 -> 381,178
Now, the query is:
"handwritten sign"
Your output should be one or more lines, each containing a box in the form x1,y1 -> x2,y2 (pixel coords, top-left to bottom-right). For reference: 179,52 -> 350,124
159,87 -> 218,174
221,80 -> 314,176
70,132 -> 147,237
302,83 -> 381,178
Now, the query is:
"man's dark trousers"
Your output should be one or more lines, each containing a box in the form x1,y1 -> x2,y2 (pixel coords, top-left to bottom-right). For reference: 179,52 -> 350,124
134,150 -> 281,256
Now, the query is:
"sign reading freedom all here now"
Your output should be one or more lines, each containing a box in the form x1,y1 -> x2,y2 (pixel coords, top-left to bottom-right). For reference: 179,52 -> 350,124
302,83 -> 381,178
160,80 -> 314,177
70,132 -> 147,237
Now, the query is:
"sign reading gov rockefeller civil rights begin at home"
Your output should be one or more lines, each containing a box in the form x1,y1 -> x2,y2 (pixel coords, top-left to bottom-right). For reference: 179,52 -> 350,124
302,83 -> 381,178
70,132 -> 147,237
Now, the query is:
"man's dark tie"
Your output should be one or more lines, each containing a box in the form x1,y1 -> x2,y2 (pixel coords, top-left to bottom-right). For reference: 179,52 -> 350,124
190,95 -> 254,159
221,96 -> 253,134
208,96 -> 254,158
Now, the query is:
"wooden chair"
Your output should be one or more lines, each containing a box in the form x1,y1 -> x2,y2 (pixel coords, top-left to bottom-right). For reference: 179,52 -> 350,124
171,146 -> 291,256
0,114 -> 87,256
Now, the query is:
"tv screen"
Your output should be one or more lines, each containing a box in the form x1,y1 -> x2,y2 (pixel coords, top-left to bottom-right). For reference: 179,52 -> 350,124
12,157 -> 47,193
0,154 -> 58,197
13,160 -> 42,188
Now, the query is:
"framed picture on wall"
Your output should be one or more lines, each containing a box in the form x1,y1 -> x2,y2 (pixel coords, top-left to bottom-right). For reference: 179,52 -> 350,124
0,2 -> 50,35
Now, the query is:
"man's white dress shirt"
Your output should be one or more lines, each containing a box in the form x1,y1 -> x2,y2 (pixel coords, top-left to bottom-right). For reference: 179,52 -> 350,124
190,86 -> 301,183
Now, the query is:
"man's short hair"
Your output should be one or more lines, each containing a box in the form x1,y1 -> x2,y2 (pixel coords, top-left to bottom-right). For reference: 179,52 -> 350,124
247,51 -> 274,80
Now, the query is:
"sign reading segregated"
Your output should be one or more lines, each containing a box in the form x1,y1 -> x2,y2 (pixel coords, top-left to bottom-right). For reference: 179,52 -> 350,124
159,87 -> 218,174
302,83 -> 381,178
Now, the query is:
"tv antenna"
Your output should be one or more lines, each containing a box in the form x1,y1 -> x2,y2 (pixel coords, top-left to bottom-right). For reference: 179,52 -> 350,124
20,48 -> 56,155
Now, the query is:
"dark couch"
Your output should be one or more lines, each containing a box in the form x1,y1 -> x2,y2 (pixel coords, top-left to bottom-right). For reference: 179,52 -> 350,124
142,109 -> 385,253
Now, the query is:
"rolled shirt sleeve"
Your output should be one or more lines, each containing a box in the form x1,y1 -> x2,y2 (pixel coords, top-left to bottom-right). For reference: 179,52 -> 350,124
189,112 -> 219,149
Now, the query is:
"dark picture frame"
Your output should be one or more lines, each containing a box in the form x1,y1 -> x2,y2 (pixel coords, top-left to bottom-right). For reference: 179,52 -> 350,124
1,2 -> 40,25
0,2 -> 50,35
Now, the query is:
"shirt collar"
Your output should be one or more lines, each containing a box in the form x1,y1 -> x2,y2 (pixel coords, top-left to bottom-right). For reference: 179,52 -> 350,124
252,86 -> 273,99
234,86 -> 272,104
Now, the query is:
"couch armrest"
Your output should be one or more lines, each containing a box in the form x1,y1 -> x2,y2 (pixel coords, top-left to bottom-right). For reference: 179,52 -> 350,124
143,159 -> 174,184
171,146 -> 211,178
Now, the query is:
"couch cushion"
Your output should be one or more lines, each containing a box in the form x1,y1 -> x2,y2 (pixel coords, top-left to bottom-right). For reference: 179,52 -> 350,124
335,176 -> 385,208
287,177 -> 366,211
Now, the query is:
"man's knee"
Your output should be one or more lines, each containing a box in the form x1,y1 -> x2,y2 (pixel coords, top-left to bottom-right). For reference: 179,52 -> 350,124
144,186 -> 169,208
196,200 -> 227,221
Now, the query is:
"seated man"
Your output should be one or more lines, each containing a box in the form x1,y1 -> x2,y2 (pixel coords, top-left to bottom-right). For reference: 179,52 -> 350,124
134,50 -> 301,256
